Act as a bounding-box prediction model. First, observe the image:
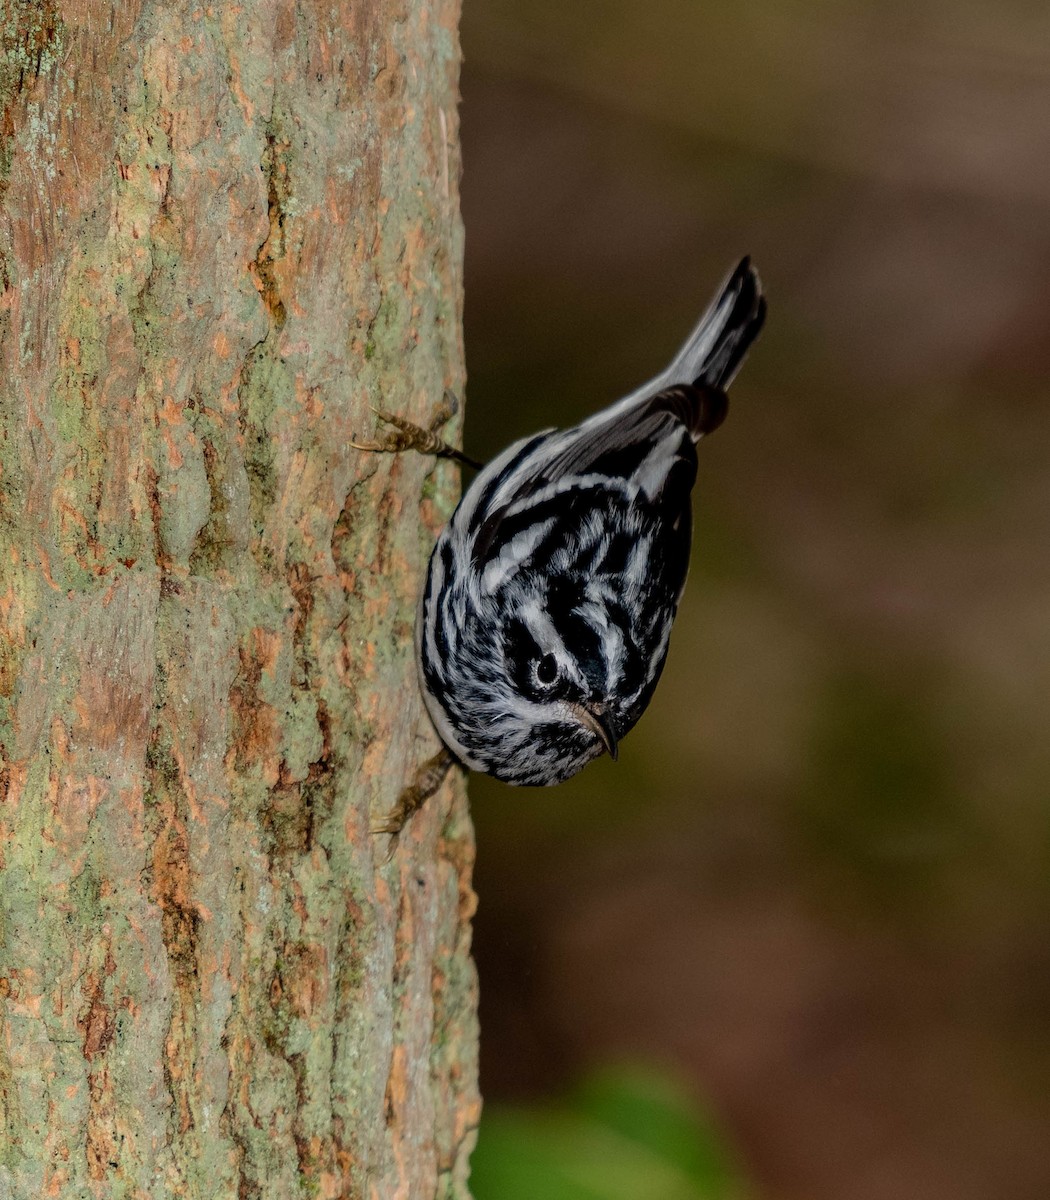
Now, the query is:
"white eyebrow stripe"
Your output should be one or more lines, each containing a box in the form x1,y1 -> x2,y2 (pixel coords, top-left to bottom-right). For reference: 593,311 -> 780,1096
516,597 -> 589,690
517,598 -> 565,656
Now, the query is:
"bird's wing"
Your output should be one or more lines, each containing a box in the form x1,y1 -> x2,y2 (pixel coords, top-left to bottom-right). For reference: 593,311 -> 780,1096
464,386 -> 715,569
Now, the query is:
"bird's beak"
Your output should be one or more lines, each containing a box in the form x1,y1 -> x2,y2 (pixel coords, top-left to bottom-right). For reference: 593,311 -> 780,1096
571,703 -> 619,761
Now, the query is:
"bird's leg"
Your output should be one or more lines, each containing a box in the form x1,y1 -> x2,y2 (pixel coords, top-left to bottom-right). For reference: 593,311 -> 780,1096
351,390 -> 481,470
372,746 -> 457,859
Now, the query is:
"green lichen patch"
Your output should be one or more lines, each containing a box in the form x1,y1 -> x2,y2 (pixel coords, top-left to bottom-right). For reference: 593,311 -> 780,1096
0,1 -> 64,185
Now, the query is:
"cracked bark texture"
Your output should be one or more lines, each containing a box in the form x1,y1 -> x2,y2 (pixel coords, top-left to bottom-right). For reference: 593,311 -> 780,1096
0,1 -> 479,1197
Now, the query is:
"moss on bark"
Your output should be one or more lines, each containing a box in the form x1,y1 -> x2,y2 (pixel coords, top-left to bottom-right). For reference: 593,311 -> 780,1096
0,2 -> 478,1196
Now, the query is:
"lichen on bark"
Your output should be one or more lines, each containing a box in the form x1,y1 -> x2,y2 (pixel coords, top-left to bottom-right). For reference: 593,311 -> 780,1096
0,2 -> 478,1197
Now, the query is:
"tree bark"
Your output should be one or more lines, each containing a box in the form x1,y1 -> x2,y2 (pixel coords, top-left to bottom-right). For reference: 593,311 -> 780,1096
0,1 -> 478,1197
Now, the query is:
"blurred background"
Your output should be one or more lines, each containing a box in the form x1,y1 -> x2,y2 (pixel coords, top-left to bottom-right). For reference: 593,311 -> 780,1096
456,3 -> 1050,1198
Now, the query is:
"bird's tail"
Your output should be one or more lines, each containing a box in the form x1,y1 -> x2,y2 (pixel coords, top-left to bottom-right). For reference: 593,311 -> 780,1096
666,257 -> 766,391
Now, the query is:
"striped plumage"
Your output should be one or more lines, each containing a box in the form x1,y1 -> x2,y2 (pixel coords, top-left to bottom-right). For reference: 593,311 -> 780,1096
418,259 -> 766,785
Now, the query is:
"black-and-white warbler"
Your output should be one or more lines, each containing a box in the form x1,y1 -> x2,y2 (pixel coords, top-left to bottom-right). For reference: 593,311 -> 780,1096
362,259 -> 764,834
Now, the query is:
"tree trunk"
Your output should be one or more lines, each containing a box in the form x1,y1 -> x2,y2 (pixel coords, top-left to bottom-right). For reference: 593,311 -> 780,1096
0,1 -> 478,1197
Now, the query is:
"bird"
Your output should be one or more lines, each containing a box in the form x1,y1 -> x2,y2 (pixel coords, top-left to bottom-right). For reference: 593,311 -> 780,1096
358,258 -> 765,836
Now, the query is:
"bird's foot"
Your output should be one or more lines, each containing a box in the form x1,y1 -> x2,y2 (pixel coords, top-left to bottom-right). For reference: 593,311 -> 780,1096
351,391 -> 480,469
372,746 -> 457,860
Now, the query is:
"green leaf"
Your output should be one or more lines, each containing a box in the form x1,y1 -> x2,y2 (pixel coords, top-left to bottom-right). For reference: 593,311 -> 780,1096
470,1066 -> 747,1200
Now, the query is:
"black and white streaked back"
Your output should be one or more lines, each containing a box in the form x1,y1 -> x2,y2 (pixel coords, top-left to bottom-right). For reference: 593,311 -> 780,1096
417,259 -> 765,785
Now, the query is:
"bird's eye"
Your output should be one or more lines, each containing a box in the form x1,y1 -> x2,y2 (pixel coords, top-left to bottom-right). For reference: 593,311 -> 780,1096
535,653 -> 559,686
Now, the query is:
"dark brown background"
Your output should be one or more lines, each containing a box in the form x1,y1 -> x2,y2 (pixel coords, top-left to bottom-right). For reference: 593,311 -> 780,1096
458,3 -> 1050,1198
